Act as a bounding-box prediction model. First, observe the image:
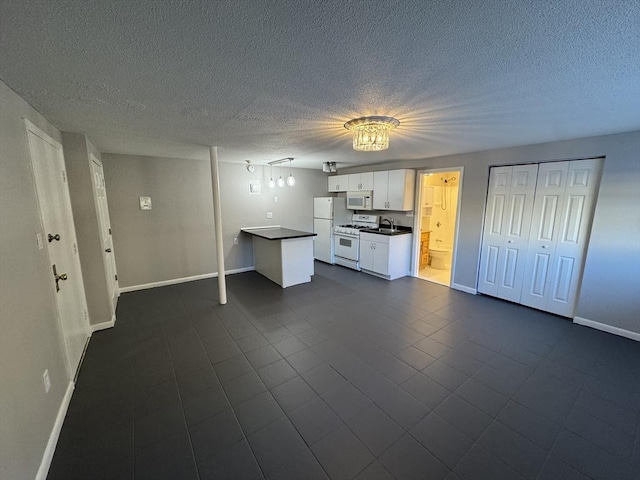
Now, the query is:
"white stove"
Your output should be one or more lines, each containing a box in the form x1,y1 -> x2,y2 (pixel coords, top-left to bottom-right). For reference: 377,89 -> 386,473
334,214 -> 379,270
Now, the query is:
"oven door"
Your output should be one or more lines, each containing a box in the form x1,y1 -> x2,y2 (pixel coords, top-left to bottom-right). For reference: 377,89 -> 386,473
334,233 -> 359,261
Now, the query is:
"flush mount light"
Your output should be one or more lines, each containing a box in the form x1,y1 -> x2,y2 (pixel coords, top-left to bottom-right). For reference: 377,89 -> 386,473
344,116 -> 400,152
322,162 -> 337,173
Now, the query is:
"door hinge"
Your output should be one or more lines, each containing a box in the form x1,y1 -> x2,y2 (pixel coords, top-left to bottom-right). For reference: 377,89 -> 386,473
61,170 -> 67,184
109,228 -> 112,235
115,274 -> 118,281
73,243 -> 78,254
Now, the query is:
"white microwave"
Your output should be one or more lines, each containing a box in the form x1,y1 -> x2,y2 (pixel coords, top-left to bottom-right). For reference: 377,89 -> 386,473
346,191 -> 373,210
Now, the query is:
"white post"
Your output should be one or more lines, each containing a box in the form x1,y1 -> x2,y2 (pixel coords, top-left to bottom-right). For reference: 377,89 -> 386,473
209,146 -> 227,304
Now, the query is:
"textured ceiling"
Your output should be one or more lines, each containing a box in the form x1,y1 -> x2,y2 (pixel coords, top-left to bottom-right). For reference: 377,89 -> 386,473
1,0 -> 639,169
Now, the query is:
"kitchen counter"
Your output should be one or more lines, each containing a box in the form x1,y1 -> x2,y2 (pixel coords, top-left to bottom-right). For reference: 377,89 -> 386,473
241,227 -> 317,241
360,226 -> 412,236
241,227 -> 316,288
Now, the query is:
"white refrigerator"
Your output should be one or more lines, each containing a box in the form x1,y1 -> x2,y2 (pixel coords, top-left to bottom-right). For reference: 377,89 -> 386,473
313,197 -> 351,264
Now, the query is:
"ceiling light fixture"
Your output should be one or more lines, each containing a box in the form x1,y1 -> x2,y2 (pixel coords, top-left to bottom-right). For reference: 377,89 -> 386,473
344,116 -> 400,152
322,162 -> 337,173
268,164 -> 276,188
268,157 -> 295,188
286,159 -> 296,186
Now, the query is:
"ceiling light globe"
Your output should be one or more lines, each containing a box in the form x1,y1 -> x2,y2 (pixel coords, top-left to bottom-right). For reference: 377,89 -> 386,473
268,178 -> 276,188
277,176 -> 285,188
286,174 -> 296,187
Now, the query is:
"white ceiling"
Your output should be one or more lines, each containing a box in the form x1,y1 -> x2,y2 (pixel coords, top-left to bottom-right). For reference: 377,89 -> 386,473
1,0 -> 639,169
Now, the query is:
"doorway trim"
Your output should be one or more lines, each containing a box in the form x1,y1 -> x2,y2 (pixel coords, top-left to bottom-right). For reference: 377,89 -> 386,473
412,166 -> 465,288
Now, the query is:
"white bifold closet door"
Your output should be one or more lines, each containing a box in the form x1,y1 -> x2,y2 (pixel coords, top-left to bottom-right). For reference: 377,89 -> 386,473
478,159 -> 601,317
477,164 -> 539,302
520,159 -> 602,316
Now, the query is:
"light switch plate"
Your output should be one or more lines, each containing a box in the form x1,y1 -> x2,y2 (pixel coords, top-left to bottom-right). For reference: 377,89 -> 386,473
266,212 -> 273,219
139,196 -> 152,210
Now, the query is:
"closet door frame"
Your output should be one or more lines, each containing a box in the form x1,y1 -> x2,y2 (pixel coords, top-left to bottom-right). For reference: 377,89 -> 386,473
478,158 -> 603,318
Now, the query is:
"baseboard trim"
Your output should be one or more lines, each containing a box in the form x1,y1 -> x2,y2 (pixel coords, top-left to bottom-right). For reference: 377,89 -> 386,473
452,283 -> 477,295
119,267 -> 256,293
90,313 -> 116,333
35,381 -> 74,480
573,317 -> 640,342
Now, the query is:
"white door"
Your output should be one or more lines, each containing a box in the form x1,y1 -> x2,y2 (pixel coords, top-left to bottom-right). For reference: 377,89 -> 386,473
313,218 -> 333,263
521,159 -> 602,316
26,120 -> 90,378
478,164 -> 538,302
91,155 -> 119,314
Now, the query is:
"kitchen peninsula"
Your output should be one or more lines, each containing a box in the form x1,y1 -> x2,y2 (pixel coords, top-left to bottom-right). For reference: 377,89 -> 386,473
241,227 -> 317,288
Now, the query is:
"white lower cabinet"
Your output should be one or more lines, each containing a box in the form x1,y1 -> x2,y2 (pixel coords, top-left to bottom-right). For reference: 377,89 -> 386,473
360,232 -> 412,280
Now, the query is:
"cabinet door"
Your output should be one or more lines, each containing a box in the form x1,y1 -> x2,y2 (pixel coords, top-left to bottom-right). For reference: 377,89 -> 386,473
359,239 -> 375,271
328,175 -> 347,192
372,241 -> 390,275
521,159 -> 601,316
387,170 -> 408,210
478,164 -> 538,302
348,174 -> 361,191
373,171 -> 389,209
360,172 -> 374,190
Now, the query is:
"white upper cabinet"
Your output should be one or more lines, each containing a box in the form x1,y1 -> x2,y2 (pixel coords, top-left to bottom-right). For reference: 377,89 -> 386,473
328,174 -> 348,192
373,169 -> 416,210
348,172 -> 374,191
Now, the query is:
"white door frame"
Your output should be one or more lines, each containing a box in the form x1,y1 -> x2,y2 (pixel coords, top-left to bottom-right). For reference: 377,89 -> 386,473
25,119 -> 90,379
411,166 -> 464,286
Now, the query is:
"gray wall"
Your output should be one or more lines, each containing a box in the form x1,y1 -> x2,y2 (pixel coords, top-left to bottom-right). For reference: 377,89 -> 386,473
63,132 -> 113,327
102,155 -> 328,287
342,131 -> 640,335
0,82 -> 71,479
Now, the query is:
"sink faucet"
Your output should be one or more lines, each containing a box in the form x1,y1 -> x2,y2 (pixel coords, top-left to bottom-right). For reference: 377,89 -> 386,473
381,216 -> 395,229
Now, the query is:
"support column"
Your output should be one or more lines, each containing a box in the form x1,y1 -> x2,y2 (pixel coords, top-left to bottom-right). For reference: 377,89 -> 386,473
209,146 -> 227,304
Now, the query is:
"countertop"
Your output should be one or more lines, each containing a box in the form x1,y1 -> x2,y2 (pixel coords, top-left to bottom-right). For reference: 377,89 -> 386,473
360,226 -> 413,236
241,227 -> 317,241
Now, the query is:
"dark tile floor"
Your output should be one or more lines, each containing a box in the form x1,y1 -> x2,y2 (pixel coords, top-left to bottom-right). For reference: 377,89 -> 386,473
49,262 -> 640,479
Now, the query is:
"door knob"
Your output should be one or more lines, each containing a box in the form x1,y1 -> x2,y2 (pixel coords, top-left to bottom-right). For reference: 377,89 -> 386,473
48,233 -> 61,242
541,245 -> 549,249
105,248 -> 112,253
507,240 -> 514,243
52,264 -> 68,292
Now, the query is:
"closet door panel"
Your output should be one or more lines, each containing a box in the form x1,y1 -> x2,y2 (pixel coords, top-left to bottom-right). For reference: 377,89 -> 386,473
478,167 -> 512,296
521,162 -> 568,310
545,159 -> 601,316
496,164 -> 538,302
478,164 -> 537,301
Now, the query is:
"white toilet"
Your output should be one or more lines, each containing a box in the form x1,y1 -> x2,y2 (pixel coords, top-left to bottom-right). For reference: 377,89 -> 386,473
429,245 -> 451,269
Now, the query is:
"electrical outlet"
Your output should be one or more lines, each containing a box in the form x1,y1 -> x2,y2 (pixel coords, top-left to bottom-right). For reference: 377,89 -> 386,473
266,212 -> 273,219
43,369 -> 51,393
233,237 -> 239,245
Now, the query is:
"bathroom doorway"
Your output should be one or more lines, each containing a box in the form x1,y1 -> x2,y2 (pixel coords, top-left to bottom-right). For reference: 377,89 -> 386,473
412,168 -> 463,287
